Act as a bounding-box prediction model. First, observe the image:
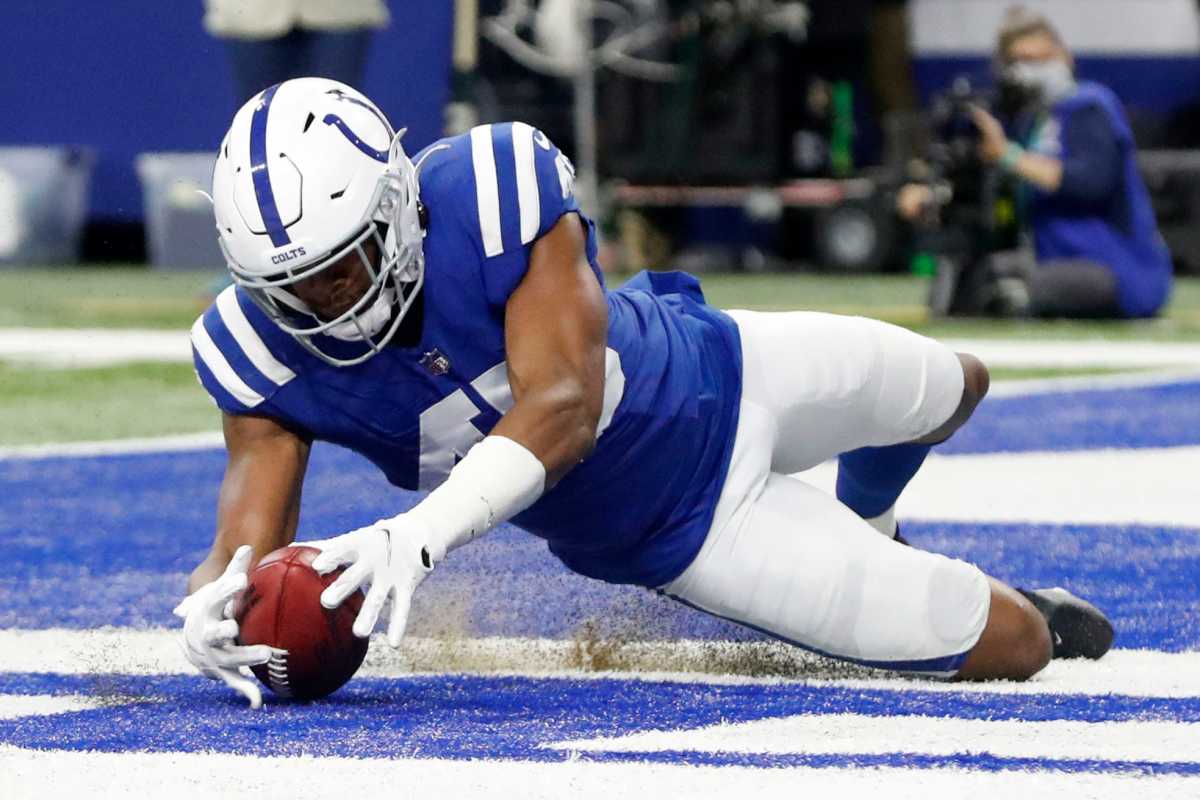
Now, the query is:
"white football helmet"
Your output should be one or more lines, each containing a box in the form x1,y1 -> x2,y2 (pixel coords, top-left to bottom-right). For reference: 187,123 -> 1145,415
212,77 -> 428,366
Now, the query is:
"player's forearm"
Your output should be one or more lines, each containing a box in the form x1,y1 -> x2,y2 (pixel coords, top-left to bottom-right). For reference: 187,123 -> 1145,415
187,530 -> 290,594
492,385 -> 598,483
407,432 -> 547,560
186,508 -> 301,594
188,551 -> 234,594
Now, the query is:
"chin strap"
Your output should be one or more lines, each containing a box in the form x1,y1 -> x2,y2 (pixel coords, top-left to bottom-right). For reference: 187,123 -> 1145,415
324,286 -> 397,342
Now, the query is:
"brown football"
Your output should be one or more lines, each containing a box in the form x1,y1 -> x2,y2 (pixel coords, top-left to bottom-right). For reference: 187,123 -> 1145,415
235,545 -> 368,700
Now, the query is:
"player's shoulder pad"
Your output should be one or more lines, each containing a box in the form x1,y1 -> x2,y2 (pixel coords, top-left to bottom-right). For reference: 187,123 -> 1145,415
190,285 -> 298,414
418,122 -> 578,261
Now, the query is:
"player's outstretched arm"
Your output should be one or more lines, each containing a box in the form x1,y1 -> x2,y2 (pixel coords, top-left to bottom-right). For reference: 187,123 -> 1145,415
188,413 -> 311,592
309,213 -> 606,646
176,412 -> 311,707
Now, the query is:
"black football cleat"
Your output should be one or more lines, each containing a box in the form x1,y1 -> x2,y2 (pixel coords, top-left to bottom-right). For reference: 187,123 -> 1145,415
1017,587 -> 1115,660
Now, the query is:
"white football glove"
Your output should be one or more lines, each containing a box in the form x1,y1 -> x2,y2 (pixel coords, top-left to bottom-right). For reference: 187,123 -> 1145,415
173,544 -> 274,709
303,514 -> 438,647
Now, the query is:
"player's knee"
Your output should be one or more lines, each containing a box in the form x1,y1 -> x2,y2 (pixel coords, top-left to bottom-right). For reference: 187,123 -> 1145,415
916,353 -> 989,444
958,352 -> 990,410
957,582 -> 1051,681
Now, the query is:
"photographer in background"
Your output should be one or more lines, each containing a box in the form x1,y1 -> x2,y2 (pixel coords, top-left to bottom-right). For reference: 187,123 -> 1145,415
901,7 -> 1172,319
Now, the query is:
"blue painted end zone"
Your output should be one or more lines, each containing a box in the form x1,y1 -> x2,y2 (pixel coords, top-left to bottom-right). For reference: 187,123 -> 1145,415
1,672 -> 1198,773
1,382 -> 1198,650
942,381 -> 1200,454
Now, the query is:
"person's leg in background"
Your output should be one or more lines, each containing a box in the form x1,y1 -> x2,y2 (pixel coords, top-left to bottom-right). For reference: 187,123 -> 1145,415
303,28 -> 373,90
223,28 -> 308,104
1028,259 -> 1122,319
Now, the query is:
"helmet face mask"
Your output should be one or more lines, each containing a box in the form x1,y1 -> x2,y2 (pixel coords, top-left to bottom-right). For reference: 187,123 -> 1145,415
212,78 -> 429,367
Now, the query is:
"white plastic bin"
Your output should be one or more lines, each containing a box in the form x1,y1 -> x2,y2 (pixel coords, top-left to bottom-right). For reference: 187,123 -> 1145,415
136,152 -> 223,271
0,146 -> 94,265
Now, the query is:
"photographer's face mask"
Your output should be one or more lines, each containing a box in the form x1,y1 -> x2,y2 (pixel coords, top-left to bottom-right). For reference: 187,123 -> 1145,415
1005,59 -> 1076,106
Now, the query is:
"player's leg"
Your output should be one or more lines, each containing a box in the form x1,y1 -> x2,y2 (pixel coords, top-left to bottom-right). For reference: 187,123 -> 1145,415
726,309 -> 986,538
663,470 -> 1052,680
836,351 -> 989,536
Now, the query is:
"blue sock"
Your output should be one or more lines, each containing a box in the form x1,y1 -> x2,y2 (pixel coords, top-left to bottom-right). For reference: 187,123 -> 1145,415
836,443 -> 933,520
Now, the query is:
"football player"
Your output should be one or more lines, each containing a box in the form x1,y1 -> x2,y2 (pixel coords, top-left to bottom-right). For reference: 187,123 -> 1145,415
175,79 -> 1112,708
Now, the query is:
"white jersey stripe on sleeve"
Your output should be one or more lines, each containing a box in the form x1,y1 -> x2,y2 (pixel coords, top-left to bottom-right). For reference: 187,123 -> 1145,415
190,316 -> 265,408
512,122 -> 541,245
470,124 -> 504,257
215,286 -> 296,386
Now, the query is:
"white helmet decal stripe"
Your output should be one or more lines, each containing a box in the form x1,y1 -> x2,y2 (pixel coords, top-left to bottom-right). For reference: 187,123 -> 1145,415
190,316 -> 265,408
215,287 -> 296,387
512,122 -> 541,245
249,83 -> 292,247
470,125 -> 504,257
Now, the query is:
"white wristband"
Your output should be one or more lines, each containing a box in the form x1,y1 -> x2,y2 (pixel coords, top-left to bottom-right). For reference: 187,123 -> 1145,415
407,435 -> 546,561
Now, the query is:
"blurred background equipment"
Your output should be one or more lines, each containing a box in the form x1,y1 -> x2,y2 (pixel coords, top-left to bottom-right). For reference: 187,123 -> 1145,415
476,0 -> 687,211
0,0 -> 1199,279
0,147 -> 94,266
0,1 -> 452,263
135,153 -> 224,271
1138,149 -> 1200,276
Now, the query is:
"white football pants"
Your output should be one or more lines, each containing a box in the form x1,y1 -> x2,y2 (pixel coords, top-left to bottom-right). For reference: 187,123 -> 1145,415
661,311 -> 991,675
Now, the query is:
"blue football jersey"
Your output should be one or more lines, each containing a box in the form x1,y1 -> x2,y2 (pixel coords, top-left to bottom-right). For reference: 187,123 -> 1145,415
191,122 -> 743,588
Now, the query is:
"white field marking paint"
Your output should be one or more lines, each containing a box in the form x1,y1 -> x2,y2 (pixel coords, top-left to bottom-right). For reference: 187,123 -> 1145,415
2,747 -> 1198,800
796,446 -> 1200,528
0,328 -> 191,367
0,695 -> 109,720
0,431 -> 223,461
986,368 -> 1200,398
549,714 -> 1200,763
912,0 -> 1200,55
6,328 -> 1200,371
940,339 -> 1200,369
3,629 -> 1200,699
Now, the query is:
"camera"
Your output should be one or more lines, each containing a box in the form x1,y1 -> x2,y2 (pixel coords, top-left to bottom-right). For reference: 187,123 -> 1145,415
917,76 -> 1023,315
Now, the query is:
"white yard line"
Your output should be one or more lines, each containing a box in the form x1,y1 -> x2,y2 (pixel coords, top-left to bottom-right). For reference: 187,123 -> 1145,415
0,695 -> 104,720
986,368 -> 1200,397
4,328 -> 1200,371
941,338 -> 1200,369
2,746 -> 1195,800
798,446 -> 1200,528
0,328 -> 191,367
1,629 -> 1197,699
0,431 -> 224,460
549,714 -> 1200,763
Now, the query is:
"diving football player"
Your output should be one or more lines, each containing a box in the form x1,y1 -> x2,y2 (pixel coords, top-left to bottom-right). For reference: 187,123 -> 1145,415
176,79 -> 1112,708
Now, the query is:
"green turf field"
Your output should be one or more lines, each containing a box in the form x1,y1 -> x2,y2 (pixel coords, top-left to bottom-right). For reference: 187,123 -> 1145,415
0,361 -> 219,446
3,266 -> 1200,338
0,266 -> 1195,446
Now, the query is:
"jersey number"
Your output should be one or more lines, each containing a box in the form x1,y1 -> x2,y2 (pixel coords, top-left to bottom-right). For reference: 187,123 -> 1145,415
417,362 -> 513,490
416,350 -> 626,491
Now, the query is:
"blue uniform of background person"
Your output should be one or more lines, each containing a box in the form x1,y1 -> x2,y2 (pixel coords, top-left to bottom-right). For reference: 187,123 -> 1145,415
1015,81 -> 1172,318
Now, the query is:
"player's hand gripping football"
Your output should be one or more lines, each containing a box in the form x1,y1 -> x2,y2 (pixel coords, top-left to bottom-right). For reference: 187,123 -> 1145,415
173,544 -> 274,709
304,514 -> 438,647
